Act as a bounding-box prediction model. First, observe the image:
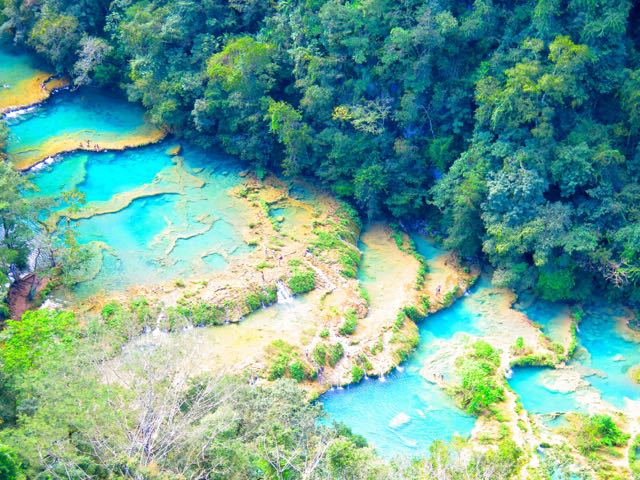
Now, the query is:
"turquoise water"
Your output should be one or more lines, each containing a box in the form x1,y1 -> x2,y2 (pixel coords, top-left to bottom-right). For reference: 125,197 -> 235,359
30,148 -> 173,204
1,56 -> 255,298
5,88 -> 157,167
325,233 -> 640,453
508,367 -> 582,414
321,236 -> 478,457
509,304 -> 640,414
577,305 -> 640,409
0,45 -> 46,87
269,205 -> 309,231
29,142 -> 254,296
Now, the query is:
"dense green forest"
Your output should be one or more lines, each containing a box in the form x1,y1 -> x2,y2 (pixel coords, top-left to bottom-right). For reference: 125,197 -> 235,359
2,0 -> 640,303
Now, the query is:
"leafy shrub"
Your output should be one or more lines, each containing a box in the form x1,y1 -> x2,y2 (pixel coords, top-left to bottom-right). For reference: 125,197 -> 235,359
1,309 -> 80,377
269,353 -> 289,380
312,344 -> 327,366
453,341 -> 504,415
339,308 -> 358,335
245,286 -> 277,311
288,268 -> 315,295
266,340 -> 314,382
177,301 -> 226,326
289,360 -> 306,382
0,444 -> 21,480
510,354 -> 555,367
402,305 -> 422,322
394,312 -> 405,329
351,365 -> 365,383
572,414 -> 629,454
442,287 -> 458,307
328,343 -> 344,367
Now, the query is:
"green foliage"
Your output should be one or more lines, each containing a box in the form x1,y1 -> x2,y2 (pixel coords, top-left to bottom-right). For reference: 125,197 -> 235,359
6,0 -> 640,302
312,344 -> 327,366
402,305 -> 422,322
0,444 -> 22,480
287,266 -> 316,295
338,308 -> 358,336
0,160 -> 38,314
176,300 -> 225,327
442,287 -> 458,307
630,435 -> 640,479
351,365 -> 365,383
266,340 -> 313,383
571,414 -> 630,454
328,343 -> 344,367
453,341 -> 504,415
0,309 -> 79,377
245,285 -> 277,311
510,354 -> 555,368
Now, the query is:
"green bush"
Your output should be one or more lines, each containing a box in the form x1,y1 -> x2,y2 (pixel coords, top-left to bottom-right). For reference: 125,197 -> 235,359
268,353 -> 289,380
339,308 -> 358,335
289,360 -> 306,382
312,344 -> 327,366
573,414 -> 630,454
402,305 -> 422,322
0,444 -> 21,480
510,354 -> 555,368
288,268 -> 316,295
245,286 -> 277,311
328,343 -> 344,367
1,309 -> 80,377
453,341 -> 504,415
630,435 -> 640,479
178,301 -> 226,326
442,287 -> 458,307
351,365 -> 365,383
245,292 -> 263,311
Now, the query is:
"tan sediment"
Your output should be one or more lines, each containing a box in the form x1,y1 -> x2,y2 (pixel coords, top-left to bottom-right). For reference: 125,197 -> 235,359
45,158 -> 205,230
0,73 -> 69,113
11,125 -> 166,171
46,183 -> 181,230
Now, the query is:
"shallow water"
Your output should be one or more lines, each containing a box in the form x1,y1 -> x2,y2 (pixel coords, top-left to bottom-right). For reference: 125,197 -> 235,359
29,142 -> 255,297
5,88 -> 162,169
0,45 -> 56,112
520,300 -> 570,345
509,304 -> 640,414
321,235 -> 478,457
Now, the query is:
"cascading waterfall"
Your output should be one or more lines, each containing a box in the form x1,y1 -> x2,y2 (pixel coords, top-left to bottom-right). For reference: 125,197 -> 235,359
276,280 -> 294,304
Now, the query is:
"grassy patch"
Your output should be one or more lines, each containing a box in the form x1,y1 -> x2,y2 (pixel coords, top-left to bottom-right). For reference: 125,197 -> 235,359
452,340 -> 504,416
266,339 -> 316,382
338,308 -> 358,336
287,262 -> 316,295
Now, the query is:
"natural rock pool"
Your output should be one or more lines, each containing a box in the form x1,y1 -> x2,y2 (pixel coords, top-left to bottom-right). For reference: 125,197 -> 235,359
26,140 -> 256,298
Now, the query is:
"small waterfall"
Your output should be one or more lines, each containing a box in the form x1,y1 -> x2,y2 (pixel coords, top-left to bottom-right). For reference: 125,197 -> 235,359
379,374 -> 386,383
276,280 -> 294,304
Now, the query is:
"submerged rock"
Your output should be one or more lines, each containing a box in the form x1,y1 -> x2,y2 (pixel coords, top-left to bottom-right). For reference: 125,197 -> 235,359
389,412 -> 411,428
166,144 -> 181,155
